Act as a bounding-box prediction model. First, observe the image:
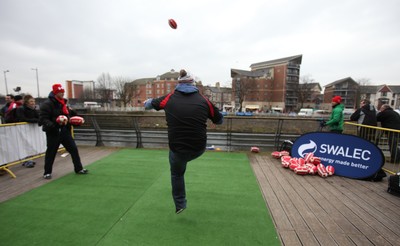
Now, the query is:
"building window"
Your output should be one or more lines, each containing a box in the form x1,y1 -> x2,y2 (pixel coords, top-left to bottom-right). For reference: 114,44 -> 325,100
382,92 -> 387,97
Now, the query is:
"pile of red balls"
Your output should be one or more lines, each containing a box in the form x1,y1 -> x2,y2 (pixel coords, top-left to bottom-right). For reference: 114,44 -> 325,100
271,151 -> 334,177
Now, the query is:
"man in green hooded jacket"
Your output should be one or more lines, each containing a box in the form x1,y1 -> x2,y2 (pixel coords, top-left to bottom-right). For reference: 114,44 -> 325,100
325,95 -> 344,133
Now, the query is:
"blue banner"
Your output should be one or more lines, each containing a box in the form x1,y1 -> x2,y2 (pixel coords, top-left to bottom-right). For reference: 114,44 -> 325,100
291,132 -> 384,179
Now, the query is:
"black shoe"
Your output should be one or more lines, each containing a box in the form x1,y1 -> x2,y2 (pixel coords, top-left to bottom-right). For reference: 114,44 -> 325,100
175,207 -> 186,214
43,174 -> 52,179
76,169 -> 89,174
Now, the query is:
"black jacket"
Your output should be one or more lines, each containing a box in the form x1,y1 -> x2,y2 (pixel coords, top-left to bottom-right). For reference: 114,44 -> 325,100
151,89 -> 223,153
39,92 -> 77,133
377,107 -> 400,130
350,104 -> 377,126
16,105 -> 39,123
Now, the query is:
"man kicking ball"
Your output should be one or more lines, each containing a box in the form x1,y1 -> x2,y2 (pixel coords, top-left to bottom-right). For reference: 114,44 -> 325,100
144,69 -> 223,214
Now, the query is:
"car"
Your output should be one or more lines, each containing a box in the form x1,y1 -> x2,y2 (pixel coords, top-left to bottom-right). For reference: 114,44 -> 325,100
298,108 -> 313,117
312,110 -> 330,117
235,112 -> 245,116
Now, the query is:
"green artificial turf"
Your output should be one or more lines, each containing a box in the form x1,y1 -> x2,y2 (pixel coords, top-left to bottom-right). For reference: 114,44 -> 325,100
0,149 -> 280,246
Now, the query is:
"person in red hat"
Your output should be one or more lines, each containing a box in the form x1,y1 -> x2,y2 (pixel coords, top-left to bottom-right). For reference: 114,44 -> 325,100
39,83 -> 88,179
324,95 -> 344,133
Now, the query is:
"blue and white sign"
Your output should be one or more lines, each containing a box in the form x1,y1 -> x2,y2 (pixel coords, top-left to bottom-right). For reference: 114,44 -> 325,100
291,132 -> 384,179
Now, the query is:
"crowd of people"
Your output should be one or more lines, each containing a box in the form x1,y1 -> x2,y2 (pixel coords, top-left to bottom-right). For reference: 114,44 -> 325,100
1,80 -> 400,213
0,84 -> 88,178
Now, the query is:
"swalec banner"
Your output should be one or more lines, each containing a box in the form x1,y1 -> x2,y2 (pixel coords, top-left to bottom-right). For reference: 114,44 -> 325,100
291,132 -> 384,179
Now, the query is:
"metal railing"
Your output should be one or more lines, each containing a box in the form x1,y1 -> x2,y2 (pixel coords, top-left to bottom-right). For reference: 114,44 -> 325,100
72,114 -> 330,151
345,122 -> 400,175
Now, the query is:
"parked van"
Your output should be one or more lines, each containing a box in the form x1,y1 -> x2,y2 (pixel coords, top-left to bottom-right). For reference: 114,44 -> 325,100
84,101 -> 101,108
270,107 -> 283,115
298,108 -> 313,117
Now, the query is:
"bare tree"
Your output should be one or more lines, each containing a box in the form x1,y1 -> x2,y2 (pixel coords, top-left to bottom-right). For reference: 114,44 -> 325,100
97,72 -> 113,104
81,88 -> 94,101
297,75 -> 315,109
233,77 -> 257,112
356,77 -> 371,107
113,76 -> 134,107
356,78 -> 371,86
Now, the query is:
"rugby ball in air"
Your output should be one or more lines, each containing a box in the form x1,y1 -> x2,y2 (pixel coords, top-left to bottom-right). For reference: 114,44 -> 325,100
56,115 -> 68,126
69,116 -> 85,126
168,19 -> 177,29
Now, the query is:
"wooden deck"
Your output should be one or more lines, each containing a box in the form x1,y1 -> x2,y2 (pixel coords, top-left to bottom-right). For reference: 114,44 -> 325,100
0,146 -> 119,203
2,147 -> 400,245
249,154 -> 400,246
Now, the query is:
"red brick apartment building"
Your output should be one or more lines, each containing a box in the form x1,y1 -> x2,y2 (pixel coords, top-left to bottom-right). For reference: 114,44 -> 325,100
231,54 -> 302,112
66,80 -> 95,99
127,69 -> 204,107
322,77 -> 358,110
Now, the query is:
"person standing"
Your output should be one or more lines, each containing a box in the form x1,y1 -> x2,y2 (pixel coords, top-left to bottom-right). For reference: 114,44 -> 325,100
4,95 -> 23,123
16,94 -> 39,123
324,95 -> 344,133
144,69 -> 223,214
350,99 -> 377,142
377,104 -> 400,163
39,84 -> 88,179
1,94 -> 14,120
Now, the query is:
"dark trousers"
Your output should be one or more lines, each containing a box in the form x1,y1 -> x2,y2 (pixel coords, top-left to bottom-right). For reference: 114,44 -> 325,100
168,149 -> 205,210
388,132 -> 400,163
44,127 -> 83,175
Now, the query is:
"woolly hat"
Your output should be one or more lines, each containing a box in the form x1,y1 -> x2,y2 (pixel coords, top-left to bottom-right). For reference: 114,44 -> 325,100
332,96 -> 342,104
178,69 -> 194,83
52,84 -> 65,94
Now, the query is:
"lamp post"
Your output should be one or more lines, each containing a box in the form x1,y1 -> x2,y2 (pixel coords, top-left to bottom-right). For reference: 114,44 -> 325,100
31,68 -> 40,97
3,70 -> 9,94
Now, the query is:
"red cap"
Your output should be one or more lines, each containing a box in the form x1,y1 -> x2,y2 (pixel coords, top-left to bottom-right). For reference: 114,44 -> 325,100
52,84 -> 65,94
332,96 -> 342,103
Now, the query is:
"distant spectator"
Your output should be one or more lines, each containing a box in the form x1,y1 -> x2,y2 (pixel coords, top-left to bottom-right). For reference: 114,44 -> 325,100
4,95 -> 23,123
16,95 -> 39,123
377,104 -> 400,163
350,99 -> 377,142
324,95 -> 344,133
1,94 -> 14,122
1,94 -> 14,114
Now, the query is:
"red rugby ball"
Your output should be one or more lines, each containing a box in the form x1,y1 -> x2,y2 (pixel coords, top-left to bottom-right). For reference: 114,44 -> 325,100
168,19 -> 177,29
69,116 -> 85,126
56,115 -> 68,126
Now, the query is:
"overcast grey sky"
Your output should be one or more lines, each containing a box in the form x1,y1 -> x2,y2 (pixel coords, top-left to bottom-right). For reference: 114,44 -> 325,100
1,0 -> 399,97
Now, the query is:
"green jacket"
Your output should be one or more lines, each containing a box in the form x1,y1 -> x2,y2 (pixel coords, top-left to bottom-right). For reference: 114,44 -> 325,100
326,104 -> 344,131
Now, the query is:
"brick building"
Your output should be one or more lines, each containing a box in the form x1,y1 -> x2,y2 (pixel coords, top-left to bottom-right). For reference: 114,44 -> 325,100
231,54 -> 302,112
66,80 -> 95,99
360,84 -> 400,110
203,83 -> 233,111
322,77 -> 358,110
127,69 -> 204,107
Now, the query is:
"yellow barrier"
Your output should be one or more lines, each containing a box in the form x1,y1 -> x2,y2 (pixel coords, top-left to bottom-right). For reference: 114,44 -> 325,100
0,122 -> 65,178
345,122 -> 400,175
